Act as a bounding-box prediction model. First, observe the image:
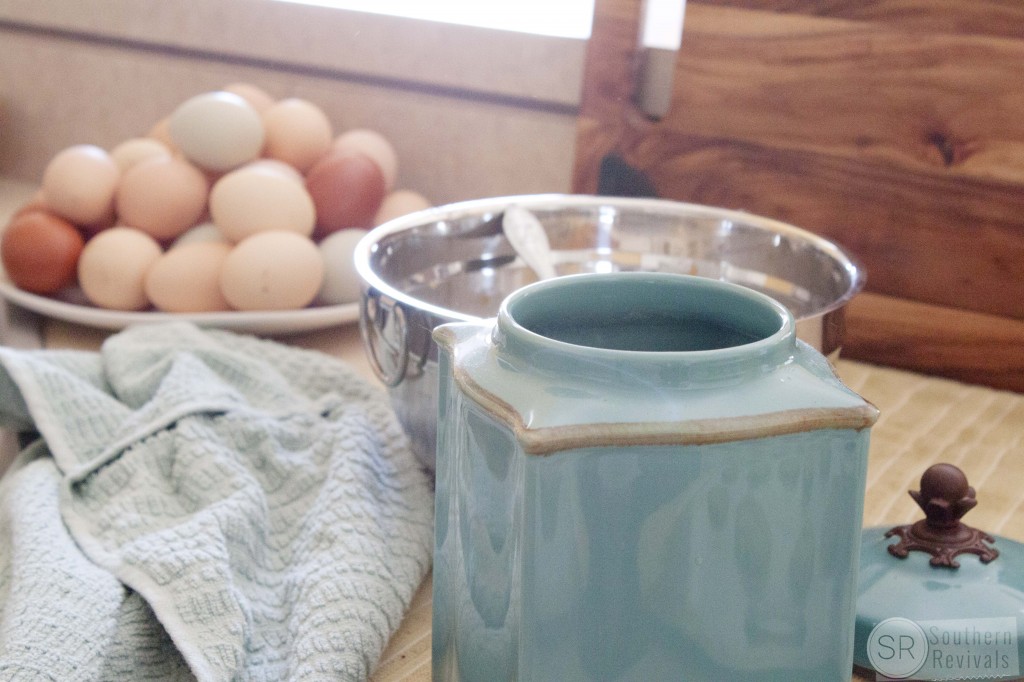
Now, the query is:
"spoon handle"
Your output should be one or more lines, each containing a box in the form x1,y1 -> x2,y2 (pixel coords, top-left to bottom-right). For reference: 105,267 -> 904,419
502,205 -> 558,281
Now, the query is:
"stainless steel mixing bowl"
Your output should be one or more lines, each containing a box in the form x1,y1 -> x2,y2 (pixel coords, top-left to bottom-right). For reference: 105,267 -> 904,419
354,194 -> 864,471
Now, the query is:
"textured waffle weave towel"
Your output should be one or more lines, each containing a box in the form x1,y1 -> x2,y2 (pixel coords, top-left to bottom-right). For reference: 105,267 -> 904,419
0,323 -> 434,682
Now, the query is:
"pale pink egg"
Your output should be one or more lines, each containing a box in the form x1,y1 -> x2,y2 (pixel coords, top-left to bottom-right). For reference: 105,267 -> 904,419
374,190 -> 432,226
209,164 -> 316,242
220,231 -> 323,311
80,202 -> 118,236
222,82 -> 276,113
110,137 -> 172,173
41,145 -> 120,226
116,156 -> 209,241
262,98 -> 333,173
77,226 -> 163,310
145,241 -> 232,313
245,158 -> 305,185
147,117 -> 180,154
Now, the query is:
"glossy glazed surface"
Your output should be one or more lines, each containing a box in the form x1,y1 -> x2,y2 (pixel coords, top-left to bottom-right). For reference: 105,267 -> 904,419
433,273 -> 877,680
855,528 -> 1024,679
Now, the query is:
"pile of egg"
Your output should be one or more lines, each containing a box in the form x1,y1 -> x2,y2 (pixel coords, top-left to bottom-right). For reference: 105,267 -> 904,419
0,83 -> 432,312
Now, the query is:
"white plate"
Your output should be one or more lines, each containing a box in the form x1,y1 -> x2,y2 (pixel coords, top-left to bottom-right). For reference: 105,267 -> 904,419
0,279 -> 360,335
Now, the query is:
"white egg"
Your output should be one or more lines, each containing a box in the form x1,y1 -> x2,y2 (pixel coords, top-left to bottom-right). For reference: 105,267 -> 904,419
169,91 -> 265,172
317,228 -> 368,305
171,222 -> 230,249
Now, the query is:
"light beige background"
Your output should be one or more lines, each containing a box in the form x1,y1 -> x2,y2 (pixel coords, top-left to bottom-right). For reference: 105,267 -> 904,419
0,0 -> 587,205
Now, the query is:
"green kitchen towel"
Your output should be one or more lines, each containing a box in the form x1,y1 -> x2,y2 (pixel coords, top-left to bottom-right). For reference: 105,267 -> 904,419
0,322 -> 433,681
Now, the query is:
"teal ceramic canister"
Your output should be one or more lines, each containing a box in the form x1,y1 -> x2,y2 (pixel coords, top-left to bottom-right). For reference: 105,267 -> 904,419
431,272 -> 879,681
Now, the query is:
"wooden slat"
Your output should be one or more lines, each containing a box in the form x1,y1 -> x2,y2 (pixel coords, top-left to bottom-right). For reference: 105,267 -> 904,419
582,3 -> 1024,317
573,0 -> 1024,388
844,292 -> 1024,392
662,5 -> 1024,185
625,132 -> 1024,318
701,0 -> 1024,41
573,0 -> 644,195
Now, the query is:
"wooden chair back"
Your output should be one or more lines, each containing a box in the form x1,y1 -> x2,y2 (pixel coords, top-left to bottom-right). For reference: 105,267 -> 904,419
573,0 -> 1024,391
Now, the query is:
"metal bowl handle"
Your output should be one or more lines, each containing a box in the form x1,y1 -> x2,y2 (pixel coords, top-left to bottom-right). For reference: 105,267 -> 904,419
360,291 -> 409,388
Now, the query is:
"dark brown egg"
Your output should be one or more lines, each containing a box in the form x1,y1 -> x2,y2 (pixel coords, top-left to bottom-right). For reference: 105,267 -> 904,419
305,150 -> 387,240
1,209 -> 86,294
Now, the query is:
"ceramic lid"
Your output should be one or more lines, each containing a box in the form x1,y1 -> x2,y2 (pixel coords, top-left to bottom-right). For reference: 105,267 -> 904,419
855,463 -> 1024,680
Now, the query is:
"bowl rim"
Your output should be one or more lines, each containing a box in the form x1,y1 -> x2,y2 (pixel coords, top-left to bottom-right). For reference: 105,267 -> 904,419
353,193 -> 866,323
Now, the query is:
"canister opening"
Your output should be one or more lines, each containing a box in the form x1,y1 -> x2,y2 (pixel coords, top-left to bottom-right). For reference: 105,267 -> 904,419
505,273 -> 788,353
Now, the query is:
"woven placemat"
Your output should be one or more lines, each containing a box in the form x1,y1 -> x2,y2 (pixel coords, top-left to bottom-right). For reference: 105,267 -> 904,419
371,360 -> 1024,681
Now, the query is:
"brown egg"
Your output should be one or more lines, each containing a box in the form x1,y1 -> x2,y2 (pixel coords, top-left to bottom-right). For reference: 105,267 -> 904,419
40,144 -> 120,226
1,210 -> 85,294
116,156 -> 209,241
332,129 -> 398,190
305,150 -> 387,240
145,241 -> 232,313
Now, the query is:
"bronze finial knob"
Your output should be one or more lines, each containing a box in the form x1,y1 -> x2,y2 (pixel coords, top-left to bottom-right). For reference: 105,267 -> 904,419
885,463 -> 999,568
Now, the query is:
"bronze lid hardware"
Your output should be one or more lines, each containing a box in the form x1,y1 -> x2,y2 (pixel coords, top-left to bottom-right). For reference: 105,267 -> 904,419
885,463 -> 999,568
